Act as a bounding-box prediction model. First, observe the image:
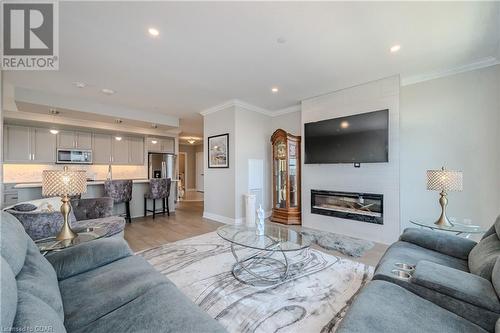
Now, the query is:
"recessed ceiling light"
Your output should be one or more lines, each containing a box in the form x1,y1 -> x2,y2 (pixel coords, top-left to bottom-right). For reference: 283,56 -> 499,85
49,109 -> 59,115
73,82 -> 87,88
271,87 -> 279,93
151,140 -> 158,144
148,28 -> 159,37
115,119 -> 123,124
115,136 -> 122,141
151,123 -> 158,129
49,129 -> 59,135
390,44 -> 401,53
101,88 -> 115,95
340,121 -> 350,129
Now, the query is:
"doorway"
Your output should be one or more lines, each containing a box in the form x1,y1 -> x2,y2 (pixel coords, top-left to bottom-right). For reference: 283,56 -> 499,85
196,151 -> 204,192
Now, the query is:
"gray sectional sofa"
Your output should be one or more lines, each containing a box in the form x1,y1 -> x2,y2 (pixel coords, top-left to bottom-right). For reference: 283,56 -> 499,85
338,216 -> 500,333
0,211 -> 227,333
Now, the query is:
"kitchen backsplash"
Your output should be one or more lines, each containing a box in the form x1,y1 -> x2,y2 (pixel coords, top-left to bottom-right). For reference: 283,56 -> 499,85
3,164 -> 148,183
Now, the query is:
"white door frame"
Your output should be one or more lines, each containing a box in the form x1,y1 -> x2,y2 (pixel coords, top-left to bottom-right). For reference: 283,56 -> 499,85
195,151 -> 204,192
178,152 -> 188,191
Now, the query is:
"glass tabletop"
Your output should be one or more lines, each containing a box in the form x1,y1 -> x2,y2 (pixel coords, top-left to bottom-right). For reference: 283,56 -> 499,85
409,220 -> 486,234
35,227 -> 108,252
217,224 -> 311,252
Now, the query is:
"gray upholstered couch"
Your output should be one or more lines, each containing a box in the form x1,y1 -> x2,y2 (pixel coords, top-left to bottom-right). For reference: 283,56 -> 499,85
0,211 -> 226,333
337,216 -> 500,333
4,197 -> 125,241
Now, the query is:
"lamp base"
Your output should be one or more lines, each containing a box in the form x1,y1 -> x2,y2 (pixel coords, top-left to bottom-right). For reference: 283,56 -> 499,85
56,195 -> 78,241
433,190 -> 454,227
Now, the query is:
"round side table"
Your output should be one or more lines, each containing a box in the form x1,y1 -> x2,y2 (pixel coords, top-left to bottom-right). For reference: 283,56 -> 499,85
35,227 -> 107,255
409,219 -> 486,238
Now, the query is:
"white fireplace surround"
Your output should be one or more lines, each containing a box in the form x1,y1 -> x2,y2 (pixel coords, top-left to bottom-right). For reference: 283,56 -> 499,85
301,76 -> 401,244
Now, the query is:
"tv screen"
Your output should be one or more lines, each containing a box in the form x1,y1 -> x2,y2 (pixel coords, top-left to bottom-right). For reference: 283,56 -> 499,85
304,109 -> 389,164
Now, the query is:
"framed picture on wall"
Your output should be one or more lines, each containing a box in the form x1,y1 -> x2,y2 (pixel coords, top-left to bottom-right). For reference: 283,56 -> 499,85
208,133 -> 229,168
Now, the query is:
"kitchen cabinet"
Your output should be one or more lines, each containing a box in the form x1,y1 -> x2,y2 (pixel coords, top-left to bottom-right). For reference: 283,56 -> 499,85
31,127 -> 56,163
57,131 -> 92,149
146,137 -> 175,153
3,125 -> 56,163
112,137 -> 129,164
92,133 -> 112,164
128,137 -> 144,165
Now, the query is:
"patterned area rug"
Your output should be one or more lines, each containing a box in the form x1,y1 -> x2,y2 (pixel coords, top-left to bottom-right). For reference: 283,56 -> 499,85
138,232 -> 373,333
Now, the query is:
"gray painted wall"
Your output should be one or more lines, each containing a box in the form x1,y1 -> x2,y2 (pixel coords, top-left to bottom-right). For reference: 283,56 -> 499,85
400,65 -> 500,232
203,106 -> 236,220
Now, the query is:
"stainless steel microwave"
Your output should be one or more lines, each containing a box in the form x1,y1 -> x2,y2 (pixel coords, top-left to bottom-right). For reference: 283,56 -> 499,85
56,149 -> 93,164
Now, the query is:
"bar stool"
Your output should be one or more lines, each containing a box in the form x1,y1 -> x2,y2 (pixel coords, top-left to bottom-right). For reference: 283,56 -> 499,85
144,178 -> 171,219
104,180 -> 133,223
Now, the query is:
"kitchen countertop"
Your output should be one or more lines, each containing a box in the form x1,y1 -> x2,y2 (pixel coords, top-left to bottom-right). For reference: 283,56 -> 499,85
12,179 -> 151,189
10,178 -> 179,189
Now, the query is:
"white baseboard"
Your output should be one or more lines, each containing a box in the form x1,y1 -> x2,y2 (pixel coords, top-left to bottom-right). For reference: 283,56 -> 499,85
203,211 -> 272,225
203,212 -> 236,224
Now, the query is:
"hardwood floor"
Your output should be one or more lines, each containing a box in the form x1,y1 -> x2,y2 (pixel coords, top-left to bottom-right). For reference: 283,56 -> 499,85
124,201 -> 387,266
124,201 -> 222,252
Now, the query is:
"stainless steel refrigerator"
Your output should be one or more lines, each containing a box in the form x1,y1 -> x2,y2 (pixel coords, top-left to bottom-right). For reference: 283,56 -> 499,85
148,153 -> 176,179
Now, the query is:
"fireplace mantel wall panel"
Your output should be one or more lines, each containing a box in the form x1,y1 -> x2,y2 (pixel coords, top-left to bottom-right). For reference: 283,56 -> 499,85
301,76 -> 400,244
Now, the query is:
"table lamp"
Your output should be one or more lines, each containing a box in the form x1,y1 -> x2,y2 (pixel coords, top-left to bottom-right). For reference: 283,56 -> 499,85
426,167 -> 463,227
42,167 -> 87,241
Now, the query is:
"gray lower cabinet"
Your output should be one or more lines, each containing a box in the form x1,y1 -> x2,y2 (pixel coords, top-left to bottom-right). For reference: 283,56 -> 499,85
92,133 -> 112,164
3,125 -> 56,163
31,127 -> 56,163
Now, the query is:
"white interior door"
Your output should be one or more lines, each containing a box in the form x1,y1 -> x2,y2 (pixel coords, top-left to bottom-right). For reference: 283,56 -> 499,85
195,151 -> 204,192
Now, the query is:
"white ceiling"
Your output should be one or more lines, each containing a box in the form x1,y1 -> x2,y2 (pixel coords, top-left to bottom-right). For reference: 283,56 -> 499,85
5,2 -> 500,137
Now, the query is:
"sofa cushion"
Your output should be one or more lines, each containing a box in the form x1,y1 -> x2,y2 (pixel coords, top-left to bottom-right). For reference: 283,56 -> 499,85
16,242 -> 64,319
71,283 -> 227,333
492,257 -> 500,298
1,212 -> 29,274
12,203 -> 37,212
469,233 -> 500,280
13,291 -> 67,333
1,258 -> 18,330
70,198 -> 113,221
59,255 -> 170,332
336,280 -> 488,333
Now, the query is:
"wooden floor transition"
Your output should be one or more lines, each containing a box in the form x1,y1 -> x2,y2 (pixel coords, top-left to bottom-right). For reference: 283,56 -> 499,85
124,201 -> 387,266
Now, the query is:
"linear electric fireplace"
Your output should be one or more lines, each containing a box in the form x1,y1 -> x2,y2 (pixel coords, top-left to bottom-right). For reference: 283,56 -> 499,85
311,190 -> 383,224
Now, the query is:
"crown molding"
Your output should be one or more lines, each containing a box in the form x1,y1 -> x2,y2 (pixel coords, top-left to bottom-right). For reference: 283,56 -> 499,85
401,56 -> 500,86
200,99 -> 300,117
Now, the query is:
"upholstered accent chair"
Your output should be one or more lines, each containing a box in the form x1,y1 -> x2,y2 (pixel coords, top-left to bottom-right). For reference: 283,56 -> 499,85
104,180 -> 133,223
144,178 -> 171,219
337,215 -> 500,333
5,197 -> 125,241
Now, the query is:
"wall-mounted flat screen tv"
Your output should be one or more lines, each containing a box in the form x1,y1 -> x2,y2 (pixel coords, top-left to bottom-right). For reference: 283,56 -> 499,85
304,109 -> 389,164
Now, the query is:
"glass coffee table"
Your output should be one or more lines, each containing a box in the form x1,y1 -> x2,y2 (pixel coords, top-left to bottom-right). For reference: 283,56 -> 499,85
409,220 -> 487,238
217,224 -> 311,286
35,227 -> 108,255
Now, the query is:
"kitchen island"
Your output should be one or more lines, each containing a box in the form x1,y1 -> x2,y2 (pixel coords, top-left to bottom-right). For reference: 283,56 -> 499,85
7,179 -> 177,219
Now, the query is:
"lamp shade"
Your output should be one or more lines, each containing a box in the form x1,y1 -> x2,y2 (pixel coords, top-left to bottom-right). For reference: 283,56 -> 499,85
42,168 -> 87,196
426,167 -> 463,192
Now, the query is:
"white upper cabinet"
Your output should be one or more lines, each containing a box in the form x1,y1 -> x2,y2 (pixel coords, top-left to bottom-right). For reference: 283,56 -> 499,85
31,128 -> 56,163
92,133 -> 112,164
3,125 -> 56,163
112,137 -> 129,164
146,137 -> 175,153
57,131 -> 93,149
128,136 -> 144,165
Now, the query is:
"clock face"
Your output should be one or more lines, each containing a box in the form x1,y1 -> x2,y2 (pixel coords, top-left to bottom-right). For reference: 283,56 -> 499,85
276,142 -> 286,159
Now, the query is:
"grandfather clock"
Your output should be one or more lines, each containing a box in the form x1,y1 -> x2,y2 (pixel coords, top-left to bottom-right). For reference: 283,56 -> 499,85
270,129 -> 301,225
